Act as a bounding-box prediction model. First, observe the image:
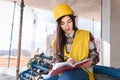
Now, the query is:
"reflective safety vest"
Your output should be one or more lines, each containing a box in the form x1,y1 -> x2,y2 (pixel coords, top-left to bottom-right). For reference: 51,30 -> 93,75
64,30 -> 94,80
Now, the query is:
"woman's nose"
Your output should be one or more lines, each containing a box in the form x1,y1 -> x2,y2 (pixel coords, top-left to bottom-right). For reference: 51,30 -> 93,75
65,23 -> 69,28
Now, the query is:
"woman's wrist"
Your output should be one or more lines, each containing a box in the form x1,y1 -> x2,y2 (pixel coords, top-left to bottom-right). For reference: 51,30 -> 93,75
89,57 -> 95,66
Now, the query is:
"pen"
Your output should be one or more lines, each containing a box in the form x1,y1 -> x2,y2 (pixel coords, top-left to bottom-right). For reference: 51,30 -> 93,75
58,53 -> 69,59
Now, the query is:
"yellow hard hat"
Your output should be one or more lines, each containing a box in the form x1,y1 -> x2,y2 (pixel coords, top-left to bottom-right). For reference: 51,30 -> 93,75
53,3 -> 74,21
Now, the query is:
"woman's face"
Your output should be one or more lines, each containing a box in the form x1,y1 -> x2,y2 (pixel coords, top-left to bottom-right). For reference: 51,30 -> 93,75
60,16 -> 73,34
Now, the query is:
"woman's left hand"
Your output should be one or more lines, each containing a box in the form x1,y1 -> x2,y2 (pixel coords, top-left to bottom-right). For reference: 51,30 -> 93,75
81,58 -> 93,68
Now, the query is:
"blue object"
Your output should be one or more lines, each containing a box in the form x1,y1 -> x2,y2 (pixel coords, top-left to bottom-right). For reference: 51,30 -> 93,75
31,61 -> 49,73
43,68 -> 89,80
43,75 -> 59,80
93,65 -> 120,79
19,72 -> 32,80
25,69 -> 38,76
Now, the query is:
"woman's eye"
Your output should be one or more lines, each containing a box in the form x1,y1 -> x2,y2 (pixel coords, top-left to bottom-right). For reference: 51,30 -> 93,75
68,20 -> 72,23
61,22 -> 64,25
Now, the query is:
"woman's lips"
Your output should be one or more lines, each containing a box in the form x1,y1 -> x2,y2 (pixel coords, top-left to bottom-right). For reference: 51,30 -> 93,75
65,29 -> 70,32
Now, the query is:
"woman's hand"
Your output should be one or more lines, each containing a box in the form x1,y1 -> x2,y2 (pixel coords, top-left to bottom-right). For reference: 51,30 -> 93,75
81,58 -> 93,68
67,58 -> 76,64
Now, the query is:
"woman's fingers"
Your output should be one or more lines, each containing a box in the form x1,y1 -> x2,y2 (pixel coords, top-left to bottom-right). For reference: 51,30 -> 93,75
81,59 -> 93,68
67,58 -> 76,64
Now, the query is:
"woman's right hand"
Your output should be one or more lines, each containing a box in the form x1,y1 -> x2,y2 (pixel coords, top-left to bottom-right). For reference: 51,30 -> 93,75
67,58 -> 76,64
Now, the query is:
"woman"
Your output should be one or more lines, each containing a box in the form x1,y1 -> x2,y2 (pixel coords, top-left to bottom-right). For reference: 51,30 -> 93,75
44,3 -> 99,80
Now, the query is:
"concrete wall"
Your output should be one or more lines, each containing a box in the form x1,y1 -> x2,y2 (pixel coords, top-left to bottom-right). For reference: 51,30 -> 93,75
102,0 -> 120,67
102,0 -> 110,66
111,0 -> 120,67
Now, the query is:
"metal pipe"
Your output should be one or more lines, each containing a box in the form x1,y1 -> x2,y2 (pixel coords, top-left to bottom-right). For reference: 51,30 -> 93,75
8,1 -> 16,68
16,0 -> 24,80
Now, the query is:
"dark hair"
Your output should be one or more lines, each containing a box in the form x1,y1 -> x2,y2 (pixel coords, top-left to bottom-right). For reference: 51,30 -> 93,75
55,15 -> 78,62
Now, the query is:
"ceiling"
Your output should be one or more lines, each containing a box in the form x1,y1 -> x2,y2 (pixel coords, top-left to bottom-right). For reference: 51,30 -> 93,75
5,0 -> 101,21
